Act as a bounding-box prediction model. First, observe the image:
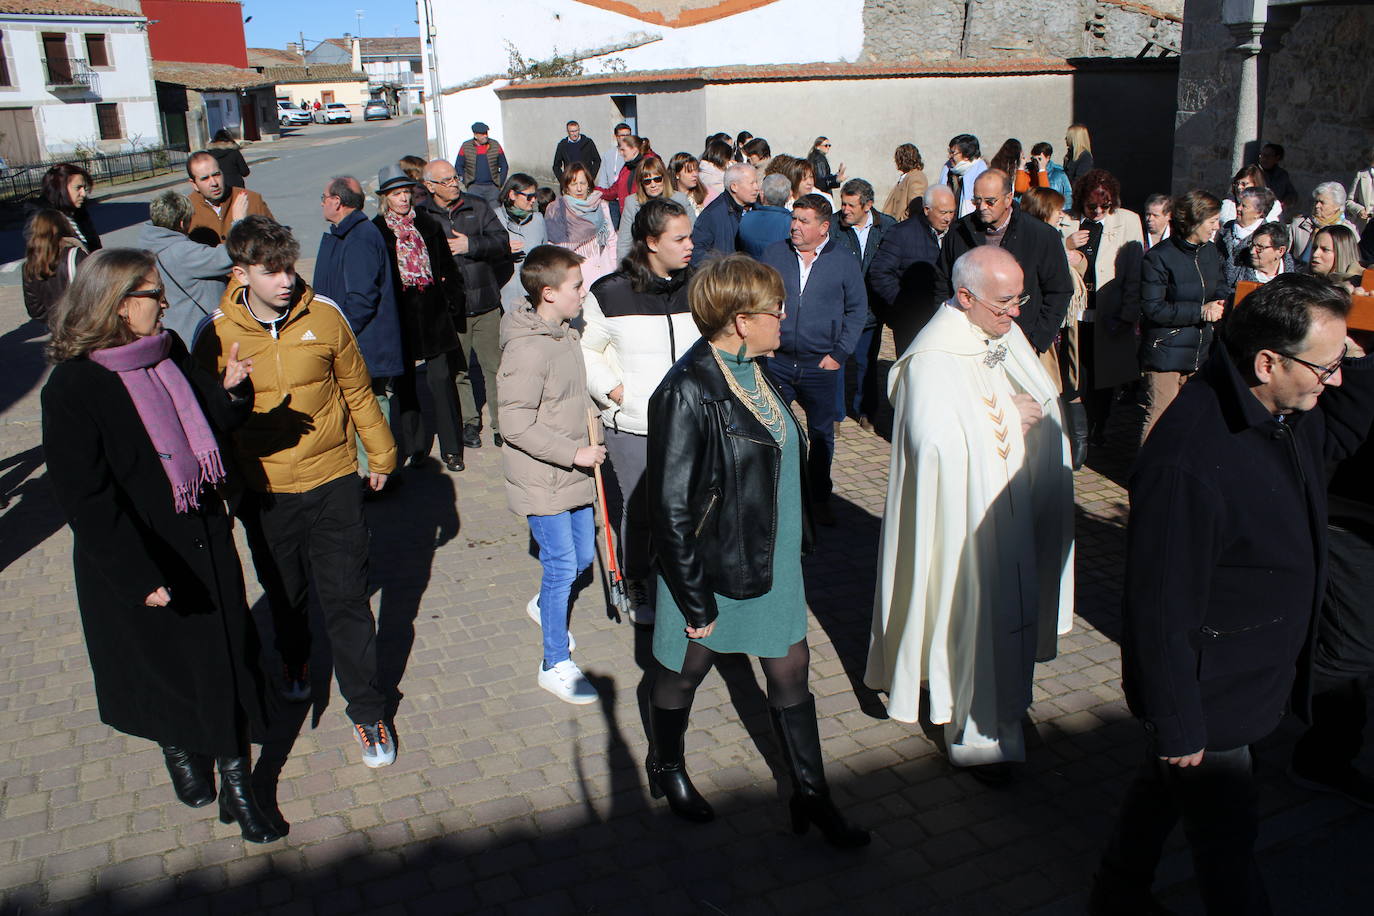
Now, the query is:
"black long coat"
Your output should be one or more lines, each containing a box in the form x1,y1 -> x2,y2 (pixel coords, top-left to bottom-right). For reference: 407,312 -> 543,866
41,334 -> 267,756
373,209 -> 465,360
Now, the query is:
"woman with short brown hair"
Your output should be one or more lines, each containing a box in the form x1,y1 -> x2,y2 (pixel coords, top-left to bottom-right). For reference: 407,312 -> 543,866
644,253 -> 868,848
882,142 -> 928,220
42,248 -> 281,843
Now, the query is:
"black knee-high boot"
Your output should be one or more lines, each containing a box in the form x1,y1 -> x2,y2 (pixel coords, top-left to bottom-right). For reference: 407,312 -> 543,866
217,756 -> 285,844
770,696 -> 870,848
160,744 -> 216,808
646,704 -> 714,823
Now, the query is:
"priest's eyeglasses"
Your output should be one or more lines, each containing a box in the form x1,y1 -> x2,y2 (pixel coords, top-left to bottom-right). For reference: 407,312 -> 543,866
1276,344 -> 1346,383
964,289 -> 1030,317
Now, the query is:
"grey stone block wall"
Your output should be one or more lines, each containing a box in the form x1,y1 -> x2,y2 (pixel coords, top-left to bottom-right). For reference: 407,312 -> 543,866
862,0 -> 1183,62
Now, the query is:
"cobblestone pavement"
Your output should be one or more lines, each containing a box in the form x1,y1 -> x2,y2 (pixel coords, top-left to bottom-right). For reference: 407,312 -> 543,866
1,280 -> 1370,915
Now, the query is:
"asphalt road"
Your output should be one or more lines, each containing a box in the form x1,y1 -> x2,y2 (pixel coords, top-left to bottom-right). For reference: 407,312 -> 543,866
0,116 -> 427,285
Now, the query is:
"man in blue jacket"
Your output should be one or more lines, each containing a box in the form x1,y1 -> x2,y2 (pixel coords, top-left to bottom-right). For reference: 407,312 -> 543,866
738,173 -> 793,257
315,175 -> 404,473
870,185 -> 955,356
831,178 -> 896,429
760,194 -> 867,524
690,162 -> 758,266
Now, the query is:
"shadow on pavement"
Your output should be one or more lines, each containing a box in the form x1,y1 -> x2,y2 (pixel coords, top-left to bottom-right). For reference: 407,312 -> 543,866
0,317 -> 49,416
0,445 -> 63,574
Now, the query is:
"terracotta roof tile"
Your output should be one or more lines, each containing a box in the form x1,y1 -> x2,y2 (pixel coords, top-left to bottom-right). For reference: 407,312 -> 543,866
569,0 -> 781,28
152,60 -> 274,91
321,36 -> 420,56
247,47 -> 305,66
260,64 -> 366,84
0,0 -> 141,16
499,58 -> 1080,93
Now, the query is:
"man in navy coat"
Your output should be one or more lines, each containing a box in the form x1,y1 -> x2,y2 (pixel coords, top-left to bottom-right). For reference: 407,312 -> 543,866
759,193 -> 866,525
315,175 -> 403,473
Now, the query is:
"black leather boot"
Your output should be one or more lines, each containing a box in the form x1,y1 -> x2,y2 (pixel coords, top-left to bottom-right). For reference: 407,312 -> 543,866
216,757 -> 285,844
161,744 -> 215,808
1065,399 -> 1089,470
770,696 -> 870,849
646,704 -> 714,823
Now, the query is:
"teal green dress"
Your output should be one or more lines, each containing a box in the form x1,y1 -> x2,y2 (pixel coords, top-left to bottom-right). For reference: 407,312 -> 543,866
653,348 -> 808,672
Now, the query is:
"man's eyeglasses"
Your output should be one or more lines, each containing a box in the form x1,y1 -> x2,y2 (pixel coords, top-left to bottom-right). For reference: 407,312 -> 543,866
426,176 -> 459,185
1277,345 -> 1346,383
970,195 -> 1009,207
964,290 -> 1030,316
126,286 -> 166,301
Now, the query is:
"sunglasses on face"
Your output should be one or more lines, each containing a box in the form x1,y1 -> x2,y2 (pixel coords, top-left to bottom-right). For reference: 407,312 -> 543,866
642,176 -> 665,185
127,286 -> 166,301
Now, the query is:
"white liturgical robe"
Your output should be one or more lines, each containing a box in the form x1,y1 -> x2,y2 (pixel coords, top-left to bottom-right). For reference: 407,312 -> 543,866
865,302 -> 1075,765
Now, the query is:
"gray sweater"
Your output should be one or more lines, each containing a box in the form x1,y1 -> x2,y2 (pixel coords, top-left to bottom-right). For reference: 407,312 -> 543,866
137,223 -> 233,345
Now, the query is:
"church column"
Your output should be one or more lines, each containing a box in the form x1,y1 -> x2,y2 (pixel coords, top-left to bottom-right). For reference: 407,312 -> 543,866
1227,19 -> 1264,175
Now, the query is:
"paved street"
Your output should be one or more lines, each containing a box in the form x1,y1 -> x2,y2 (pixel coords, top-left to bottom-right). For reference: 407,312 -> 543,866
1,122 -> 1371,914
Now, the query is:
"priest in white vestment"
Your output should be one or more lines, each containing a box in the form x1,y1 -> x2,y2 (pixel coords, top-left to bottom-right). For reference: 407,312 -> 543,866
865,246 -> 1075,780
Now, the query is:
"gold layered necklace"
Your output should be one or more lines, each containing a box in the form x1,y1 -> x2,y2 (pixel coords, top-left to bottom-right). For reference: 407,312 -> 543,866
711,345 -> 788,445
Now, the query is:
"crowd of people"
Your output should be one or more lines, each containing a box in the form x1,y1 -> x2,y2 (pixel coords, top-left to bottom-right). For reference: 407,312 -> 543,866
17,114 -> 1374,913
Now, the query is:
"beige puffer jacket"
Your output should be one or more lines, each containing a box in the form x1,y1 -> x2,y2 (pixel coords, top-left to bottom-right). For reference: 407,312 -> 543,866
497,307 -> 599,517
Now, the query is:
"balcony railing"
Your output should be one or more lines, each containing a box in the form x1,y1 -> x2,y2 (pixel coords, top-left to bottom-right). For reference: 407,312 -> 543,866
43,57 -> 100,94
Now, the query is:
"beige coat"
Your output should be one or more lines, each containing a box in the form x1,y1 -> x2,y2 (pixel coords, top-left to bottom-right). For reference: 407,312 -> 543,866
1063,207 -> 1144,390
1346,168 -> 1374,231
882,169 -> 928,222
496,307 -> 599,517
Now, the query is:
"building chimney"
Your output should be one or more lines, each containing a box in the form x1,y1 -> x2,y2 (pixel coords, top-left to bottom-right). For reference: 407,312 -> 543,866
351,37 -> 362,72
286,41 -> 299,56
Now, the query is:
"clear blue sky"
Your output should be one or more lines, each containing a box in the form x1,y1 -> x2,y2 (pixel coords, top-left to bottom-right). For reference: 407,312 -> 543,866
242,0 -> 420,51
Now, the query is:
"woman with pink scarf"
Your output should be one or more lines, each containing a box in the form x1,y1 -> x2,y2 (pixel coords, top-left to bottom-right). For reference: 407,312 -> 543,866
545,162 -> 618,284
373,164 -> 467,472
41,248 -> 283,844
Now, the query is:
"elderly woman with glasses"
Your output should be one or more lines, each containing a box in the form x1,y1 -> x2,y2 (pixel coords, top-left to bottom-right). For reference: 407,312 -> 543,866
643,253 -> 868,848
1291,182 -> 1361,266
41,248 -> 282,843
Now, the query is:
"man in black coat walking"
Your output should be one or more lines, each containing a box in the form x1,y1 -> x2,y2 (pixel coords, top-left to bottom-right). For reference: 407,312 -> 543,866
1090,275 -> 1374,916
869,185 -> 956,356
933,169 -> 1073,354
552,120 -> 601,183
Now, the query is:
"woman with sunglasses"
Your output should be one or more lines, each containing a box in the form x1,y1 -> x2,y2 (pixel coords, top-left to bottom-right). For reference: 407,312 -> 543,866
41,248 -> 282,842
615,156 -> 673,262
496,173 -> 548,312
643,253 -> 869,848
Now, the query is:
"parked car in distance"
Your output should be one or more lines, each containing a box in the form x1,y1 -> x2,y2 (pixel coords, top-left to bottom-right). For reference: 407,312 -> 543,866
363,100 -> 391,121
315,103 -> 353,124
277,101 -> 311,125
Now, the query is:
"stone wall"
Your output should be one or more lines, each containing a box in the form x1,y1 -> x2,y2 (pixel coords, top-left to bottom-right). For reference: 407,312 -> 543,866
1171,1 -> 1374,203
862,0 -> 1183,62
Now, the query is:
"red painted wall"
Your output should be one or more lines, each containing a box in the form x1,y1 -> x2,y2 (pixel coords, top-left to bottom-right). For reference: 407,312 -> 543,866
143,0 -> 248,68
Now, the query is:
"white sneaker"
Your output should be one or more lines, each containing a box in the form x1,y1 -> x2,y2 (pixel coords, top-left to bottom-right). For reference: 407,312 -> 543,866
526,595 -> 575,650
538,659 -> 598,705
624,578 -> 655,626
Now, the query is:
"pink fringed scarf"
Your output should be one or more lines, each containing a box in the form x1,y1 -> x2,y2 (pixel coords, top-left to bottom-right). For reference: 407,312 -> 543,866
89,332 -> 225,513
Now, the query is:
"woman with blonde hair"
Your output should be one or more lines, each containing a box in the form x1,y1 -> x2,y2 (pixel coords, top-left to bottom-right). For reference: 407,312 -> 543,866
22,208 -> 87,320
1063,124 -> 1094,185
644,253 -> 868,848
882,143 -> 927,220
41,248 -> 281,843
545,162 -> 619,284
1306,223 -> 1365,292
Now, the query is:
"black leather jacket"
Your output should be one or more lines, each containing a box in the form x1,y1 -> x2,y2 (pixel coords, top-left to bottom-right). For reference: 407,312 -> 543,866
646,338 -> 814,628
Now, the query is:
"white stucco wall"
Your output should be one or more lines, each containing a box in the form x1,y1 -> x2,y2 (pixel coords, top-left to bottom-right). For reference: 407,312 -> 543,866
100,31 -> 155,98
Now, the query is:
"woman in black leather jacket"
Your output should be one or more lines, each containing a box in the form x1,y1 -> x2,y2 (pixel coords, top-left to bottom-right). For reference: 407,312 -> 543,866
1135,189 -> 1228,443
643,254 -> 867,848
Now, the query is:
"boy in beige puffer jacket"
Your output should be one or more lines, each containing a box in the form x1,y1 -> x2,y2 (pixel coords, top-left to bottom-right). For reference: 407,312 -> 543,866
497,246 -> 607,705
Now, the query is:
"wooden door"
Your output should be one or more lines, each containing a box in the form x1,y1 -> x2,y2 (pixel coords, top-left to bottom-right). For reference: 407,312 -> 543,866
0,108 -> 41,163
320,90 -> 335,104
241,96 -> 260,141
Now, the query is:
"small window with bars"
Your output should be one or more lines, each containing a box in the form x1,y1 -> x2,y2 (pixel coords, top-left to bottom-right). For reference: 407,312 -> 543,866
96,102 -> 121,139
85,34 -> 109,68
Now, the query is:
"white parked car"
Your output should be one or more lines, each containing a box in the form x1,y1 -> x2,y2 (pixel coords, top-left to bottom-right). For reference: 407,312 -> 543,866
277,101 -> 311,125
315,103 -> 353,124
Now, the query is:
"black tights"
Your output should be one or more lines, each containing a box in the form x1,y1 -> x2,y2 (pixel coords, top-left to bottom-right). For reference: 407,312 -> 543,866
652,638 -> 812,710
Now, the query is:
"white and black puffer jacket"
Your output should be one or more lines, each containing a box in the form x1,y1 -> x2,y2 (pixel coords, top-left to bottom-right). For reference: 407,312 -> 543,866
581,268 -> 701,436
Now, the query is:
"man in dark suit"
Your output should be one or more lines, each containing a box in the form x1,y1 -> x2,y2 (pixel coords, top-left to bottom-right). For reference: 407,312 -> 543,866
933,169 -> 1073,354
830,178 -> 895,429
1089,276 -> 1374,916
759,194 -> 866,525
870,185 -> 956,355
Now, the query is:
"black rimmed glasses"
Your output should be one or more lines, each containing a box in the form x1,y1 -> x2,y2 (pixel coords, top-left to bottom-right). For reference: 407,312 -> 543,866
126,286 -> 166,301
642,175 -> 665,185
1277,344 -> 1346,383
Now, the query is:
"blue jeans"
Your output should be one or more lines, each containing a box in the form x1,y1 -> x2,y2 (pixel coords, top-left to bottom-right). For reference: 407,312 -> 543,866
527,506 -> 595,667
834,323 -> 882,420
763,356 -> 839,503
